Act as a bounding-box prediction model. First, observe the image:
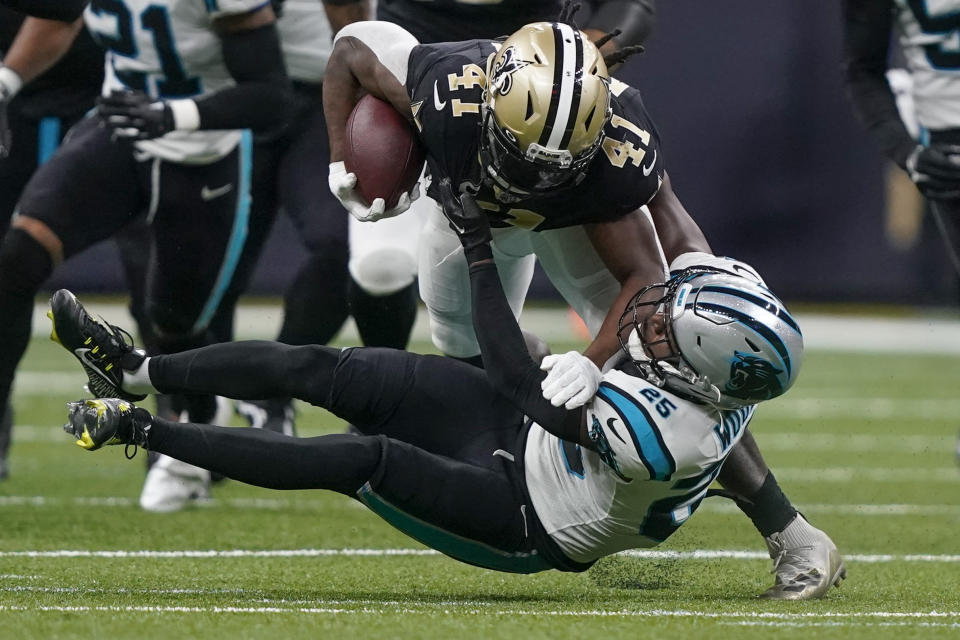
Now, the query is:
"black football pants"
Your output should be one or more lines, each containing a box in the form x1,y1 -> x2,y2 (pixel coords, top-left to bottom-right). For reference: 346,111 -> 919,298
145,342 -> 553,573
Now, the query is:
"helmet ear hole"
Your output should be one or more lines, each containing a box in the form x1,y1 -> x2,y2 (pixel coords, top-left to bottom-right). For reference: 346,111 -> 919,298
584,104 -> 597,130
525,94 -> 535,121
744,337 -> 760,352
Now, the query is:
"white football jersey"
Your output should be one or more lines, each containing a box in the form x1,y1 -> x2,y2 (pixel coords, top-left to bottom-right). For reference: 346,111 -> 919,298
276,0 -> 332,83
524,368 -> 753,563
84,0 -> 264,163
893,0 -> 960,130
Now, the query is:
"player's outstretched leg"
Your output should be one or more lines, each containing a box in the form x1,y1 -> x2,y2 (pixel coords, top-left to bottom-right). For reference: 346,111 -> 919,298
48,289 -> 147,401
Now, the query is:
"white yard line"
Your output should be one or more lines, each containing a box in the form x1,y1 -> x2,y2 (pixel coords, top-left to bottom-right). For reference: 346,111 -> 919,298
0,495 -> 957,516
0,548 -> 958,563
0,603 -> 958,626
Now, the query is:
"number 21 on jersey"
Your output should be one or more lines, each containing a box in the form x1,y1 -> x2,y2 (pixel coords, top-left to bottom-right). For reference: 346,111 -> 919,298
86,0 -> 201,97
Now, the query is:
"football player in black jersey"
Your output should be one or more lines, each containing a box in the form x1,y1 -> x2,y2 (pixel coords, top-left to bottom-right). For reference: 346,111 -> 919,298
0,12 -> 101,478
233,0 -> 658,434
321,14 -> 844,600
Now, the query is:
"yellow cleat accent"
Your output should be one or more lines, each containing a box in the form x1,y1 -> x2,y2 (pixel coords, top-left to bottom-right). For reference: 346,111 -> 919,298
77,427 -> 96,450
47,310 -> 62,346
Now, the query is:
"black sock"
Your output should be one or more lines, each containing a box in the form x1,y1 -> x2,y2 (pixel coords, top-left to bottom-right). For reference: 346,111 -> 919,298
349,280 -> 417,349
736,471 -> 798,537
147,417 -> 382,495
278,251 -> 349,346
0,229 -> 52,416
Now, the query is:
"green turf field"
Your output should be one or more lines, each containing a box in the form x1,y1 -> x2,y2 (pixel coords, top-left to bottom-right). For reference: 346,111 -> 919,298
1,307 -> 958,639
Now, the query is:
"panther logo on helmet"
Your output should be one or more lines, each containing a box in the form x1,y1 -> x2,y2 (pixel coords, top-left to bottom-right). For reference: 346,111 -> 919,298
617,263 -> 804,410
725,352 -> 784,402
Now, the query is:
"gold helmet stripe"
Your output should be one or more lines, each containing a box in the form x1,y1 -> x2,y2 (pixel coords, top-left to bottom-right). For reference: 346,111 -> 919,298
538,23 -> 584,151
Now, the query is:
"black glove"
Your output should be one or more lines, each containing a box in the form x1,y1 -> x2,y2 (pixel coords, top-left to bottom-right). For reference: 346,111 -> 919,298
97,90 -> 176,141
438,178 -> 493,264
907,144 -> 960,201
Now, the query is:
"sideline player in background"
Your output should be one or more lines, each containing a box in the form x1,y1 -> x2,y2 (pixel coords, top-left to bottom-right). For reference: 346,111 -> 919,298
844,0 -> 960,272
0,0 -> 294,491
843,0 -> 960,462
0,9 -> 103,479
223,0 -> 428,439
0,11 -> 158,480
323,12 -> 844,599
49,184 -> 841,591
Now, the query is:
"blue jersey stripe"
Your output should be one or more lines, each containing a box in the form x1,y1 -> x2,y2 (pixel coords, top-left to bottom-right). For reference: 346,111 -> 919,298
36,117 -> 61,166
595,384 -> 675,481
192,130 -> 252,333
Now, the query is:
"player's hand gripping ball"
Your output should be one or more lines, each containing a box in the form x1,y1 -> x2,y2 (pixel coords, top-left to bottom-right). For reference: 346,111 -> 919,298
333,94 -> 425,222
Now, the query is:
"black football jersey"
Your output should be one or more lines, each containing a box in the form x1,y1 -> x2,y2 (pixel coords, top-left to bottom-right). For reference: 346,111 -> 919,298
378,0 -> 562,44
406,40 -> 665,232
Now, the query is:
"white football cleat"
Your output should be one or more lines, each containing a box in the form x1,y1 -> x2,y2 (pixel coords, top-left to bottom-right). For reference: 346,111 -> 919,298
139,453 -> 211,513
761,513 -> 846,600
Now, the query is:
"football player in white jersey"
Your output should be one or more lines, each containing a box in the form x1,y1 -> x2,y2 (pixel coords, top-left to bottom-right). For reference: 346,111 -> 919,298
845,0 -> 960,272
50,181 -> 843,597
323,15 -> 844,598
0,0 -> 294,502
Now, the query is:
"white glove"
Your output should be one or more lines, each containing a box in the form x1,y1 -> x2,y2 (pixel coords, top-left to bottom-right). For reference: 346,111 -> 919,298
328,161 -> 420,222
540,351 -> 602,409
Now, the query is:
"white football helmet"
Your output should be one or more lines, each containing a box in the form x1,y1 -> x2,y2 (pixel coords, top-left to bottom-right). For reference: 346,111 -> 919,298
618,264 -> 803,409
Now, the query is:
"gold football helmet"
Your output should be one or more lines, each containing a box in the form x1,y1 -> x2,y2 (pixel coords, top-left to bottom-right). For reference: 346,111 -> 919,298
481,22 -> 612,198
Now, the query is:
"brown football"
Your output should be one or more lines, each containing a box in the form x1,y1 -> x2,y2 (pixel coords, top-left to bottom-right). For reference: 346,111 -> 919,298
344,94 -> 425,209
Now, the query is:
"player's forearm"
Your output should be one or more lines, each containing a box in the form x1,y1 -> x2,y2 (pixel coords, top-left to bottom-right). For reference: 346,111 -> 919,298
189,22 -> 294,132
1,16 -> 82,87
323,38 -> 365,162
2,0 -> 88,21
646,173 -> 711,264
581,272 -> 648,368
843,0 -> 916,168
469,262 -> 586,445
582,208 -> 669,368
324,35 -> 412,162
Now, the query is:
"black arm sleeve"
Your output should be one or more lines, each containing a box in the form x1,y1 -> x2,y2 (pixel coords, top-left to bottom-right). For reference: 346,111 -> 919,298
192,22 -> 295,132
1,0 -> 87,21
469,261 -> 587,446
843,0 -> 916,168
585,0 -> 656,48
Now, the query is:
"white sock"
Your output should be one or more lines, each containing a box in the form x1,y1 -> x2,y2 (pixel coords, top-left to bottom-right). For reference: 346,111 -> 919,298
124,357 -> 157,394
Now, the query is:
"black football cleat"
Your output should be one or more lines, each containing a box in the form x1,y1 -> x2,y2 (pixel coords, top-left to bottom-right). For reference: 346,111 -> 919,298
48,289 -> 146,401
64,398 -> 152,452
